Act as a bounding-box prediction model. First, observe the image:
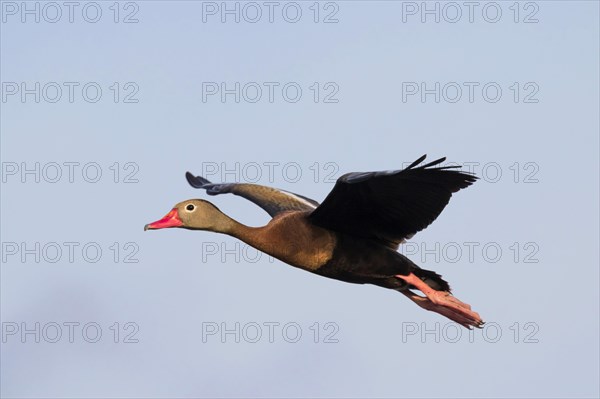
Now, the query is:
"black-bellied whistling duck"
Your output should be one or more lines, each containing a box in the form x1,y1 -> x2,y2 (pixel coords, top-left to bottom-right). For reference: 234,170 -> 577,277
145,155 -> 484,329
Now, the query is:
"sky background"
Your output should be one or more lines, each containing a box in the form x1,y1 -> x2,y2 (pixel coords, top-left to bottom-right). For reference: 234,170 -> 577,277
1,1 -> 599,398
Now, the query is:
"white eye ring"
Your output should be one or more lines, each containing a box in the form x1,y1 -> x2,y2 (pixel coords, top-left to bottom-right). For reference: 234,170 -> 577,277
185,204 -> 195,212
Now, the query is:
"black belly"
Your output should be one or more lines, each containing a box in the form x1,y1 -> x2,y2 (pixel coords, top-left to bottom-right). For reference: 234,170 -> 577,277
314,234 -> 415,289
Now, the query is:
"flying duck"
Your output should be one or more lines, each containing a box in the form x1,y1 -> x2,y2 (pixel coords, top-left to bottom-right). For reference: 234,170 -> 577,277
145,155 -> 484,329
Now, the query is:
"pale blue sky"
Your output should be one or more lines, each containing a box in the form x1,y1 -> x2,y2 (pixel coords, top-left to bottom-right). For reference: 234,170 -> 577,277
1,1 -> 599,398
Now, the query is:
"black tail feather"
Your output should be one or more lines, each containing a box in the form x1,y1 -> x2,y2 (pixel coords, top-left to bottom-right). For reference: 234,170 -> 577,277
411,268 -> 451,292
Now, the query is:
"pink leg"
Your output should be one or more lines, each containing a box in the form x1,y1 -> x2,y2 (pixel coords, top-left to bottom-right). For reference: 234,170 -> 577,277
401,291 -> 477,329
397,273 -> 484,329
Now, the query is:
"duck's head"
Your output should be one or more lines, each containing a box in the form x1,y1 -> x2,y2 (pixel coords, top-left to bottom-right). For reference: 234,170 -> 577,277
144,199 -> 226,232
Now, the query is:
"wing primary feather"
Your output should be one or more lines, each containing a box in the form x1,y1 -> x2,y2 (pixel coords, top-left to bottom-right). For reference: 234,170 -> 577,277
185,172 -> 211,188
419,157 -> 447,169
406,154 -> 427,169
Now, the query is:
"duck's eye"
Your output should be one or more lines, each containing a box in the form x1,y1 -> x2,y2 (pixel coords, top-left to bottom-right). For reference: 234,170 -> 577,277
186,204 -> 195,212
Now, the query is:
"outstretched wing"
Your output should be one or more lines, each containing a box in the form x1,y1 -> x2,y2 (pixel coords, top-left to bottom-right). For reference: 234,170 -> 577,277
308,155 -> 477,248
186,173 -> 319,218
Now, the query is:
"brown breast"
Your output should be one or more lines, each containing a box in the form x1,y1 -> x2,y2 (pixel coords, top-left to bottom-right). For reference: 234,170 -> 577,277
257,211 -> 337,271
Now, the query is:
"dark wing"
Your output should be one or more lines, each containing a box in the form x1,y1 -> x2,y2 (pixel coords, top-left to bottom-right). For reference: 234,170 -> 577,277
186,173 -> 319,218
308,155 -> 477,248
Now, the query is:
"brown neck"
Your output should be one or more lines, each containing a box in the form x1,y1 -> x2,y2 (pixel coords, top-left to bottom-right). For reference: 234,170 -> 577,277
209,209 -> 331,271
212,212 -> 273,254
